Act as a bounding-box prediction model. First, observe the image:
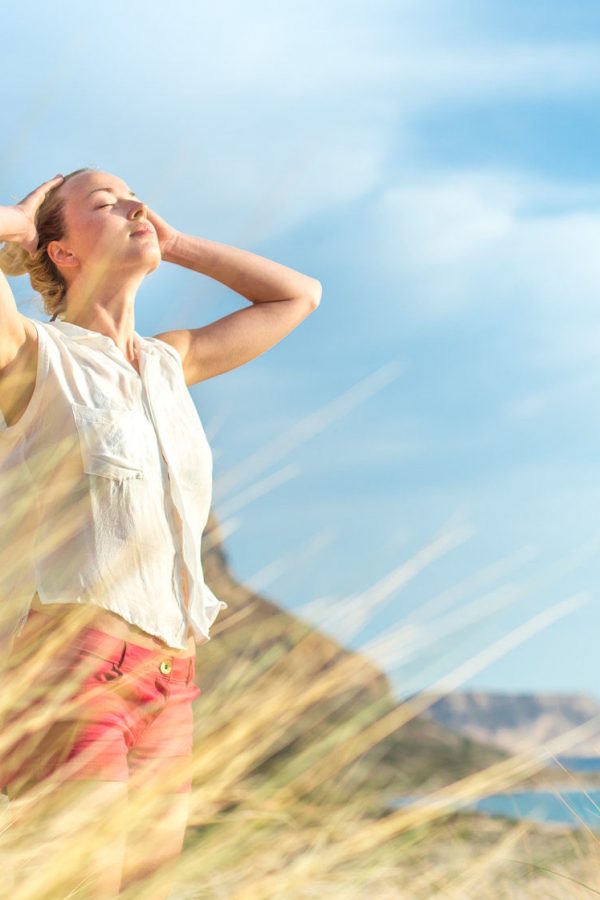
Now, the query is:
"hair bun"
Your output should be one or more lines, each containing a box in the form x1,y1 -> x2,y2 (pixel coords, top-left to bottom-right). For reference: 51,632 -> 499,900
0,241 -> 30,277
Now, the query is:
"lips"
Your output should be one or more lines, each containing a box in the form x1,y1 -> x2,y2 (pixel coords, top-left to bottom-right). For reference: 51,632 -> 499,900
131,226 -> 154,237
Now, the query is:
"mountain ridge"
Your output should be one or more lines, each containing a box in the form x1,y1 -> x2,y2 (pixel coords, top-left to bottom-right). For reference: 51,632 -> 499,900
415,689 -> 600,758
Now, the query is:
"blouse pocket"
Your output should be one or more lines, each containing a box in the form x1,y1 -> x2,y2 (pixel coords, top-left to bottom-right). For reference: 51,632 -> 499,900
71,403 -> 145,481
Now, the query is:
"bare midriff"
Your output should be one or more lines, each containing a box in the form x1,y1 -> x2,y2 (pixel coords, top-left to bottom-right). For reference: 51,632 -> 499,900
28,591 -> 196,658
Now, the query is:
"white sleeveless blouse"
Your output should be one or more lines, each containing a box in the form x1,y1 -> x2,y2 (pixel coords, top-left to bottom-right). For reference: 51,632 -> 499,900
0,318 -> 227,653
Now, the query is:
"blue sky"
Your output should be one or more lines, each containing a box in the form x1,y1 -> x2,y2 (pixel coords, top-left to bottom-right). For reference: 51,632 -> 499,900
3,1 -> 600,702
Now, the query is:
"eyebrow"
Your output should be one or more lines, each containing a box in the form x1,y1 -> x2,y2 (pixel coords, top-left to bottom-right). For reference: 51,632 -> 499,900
86,187 -> 138,199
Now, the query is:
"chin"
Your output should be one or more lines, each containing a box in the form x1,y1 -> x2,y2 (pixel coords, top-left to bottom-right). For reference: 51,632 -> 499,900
132,242 -> 161,264
145,256 -> 162,275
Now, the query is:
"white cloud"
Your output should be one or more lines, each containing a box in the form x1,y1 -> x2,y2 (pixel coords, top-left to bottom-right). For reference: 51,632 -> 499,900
354,166 -> 600,326
388,44 -> 600,109
374,172 -> 516,268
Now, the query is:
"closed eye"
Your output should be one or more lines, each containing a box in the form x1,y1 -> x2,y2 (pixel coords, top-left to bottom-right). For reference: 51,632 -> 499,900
96,204 -> 115,209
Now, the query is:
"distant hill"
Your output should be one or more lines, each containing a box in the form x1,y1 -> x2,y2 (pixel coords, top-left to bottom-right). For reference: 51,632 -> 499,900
416,690 -> 600,758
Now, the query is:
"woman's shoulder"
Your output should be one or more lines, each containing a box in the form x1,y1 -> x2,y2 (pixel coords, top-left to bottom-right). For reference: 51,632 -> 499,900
143,333 -> 183,366
0,317 -> 50,435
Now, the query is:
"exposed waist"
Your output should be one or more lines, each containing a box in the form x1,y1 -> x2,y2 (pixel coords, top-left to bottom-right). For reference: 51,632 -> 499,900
29,593 -> 196,657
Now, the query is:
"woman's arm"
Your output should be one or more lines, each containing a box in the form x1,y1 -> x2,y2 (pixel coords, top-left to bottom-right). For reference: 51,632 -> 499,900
0,203 -> 37,351
0,205 -> 38,245
0,175 -> 64,253
162,232 -> 321,305
147,210 -> 322,386
0,176 -> 64,365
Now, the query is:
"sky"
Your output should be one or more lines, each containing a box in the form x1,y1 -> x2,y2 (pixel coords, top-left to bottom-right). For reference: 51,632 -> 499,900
3,0 -> 600,702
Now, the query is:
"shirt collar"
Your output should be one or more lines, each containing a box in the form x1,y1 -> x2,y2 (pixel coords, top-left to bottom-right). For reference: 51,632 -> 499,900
49,319 -> 152,355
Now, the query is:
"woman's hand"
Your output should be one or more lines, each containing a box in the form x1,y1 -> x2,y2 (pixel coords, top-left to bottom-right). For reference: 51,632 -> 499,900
13,174 -> 65,255
145,206 -> 179,259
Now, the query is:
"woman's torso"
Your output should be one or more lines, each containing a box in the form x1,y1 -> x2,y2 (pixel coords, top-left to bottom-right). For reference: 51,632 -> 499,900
1,317 -> 196,659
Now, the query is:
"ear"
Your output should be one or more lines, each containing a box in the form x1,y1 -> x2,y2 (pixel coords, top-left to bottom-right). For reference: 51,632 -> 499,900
47,240 -> 79,269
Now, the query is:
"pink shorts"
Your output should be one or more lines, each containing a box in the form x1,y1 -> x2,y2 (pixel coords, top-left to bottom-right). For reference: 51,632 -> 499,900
0,609 -> 202,800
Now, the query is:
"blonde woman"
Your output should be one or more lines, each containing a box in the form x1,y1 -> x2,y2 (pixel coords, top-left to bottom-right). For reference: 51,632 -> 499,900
0,169 -> 321,897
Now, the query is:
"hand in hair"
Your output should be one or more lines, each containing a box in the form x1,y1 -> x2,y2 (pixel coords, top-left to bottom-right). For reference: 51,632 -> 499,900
11,174 -> 65,256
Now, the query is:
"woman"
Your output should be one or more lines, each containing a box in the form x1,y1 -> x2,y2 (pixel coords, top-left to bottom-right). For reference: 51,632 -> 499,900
0,168 -> 321,897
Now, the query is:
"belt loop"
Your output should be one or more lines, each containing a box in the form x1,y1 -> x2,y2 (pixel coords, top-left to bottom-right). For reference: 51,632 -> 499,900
117,641 -> 127,669
187,657 -> 193,684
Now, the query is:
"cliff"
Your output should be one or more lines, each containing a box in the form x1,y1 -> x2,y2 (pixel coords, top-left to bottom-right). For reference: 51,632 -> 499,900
200,513 -> 513,805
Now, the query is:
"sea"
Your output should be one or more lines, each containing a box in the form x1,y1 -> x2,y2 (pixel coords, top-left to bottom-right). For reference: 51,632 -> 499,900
393,756 -> 600,832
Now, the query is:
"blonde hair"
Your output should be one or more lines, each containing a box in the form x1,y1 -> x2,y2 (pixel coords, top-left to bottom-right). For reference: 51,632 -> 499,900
0,167 -> 97,321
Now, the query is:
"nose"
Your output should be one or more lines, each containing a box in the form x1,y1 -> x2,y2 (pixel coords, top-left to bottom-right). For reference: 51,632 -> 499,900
129,200 -> 148,220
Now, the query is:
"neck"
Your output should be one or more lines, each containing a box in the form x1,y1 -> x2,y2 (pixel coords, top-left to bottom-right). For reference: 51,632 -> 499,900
61,270 -> 144,358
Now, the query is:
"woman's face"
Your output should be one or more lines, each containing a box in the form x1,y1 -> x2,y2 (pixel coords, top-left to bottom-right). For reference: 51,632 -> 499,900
48,170 -> 161,282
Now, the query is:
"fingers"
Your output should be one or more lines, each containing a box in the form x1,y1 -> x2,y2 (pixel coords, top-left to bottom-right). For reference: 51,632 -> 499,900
33,174 -> 65,199
18,174 -> 65,208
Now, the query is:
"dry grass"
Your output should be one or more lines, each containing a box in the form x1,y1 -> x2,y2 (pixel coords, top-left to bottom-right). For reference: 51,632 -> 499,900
0,547 -> 600,899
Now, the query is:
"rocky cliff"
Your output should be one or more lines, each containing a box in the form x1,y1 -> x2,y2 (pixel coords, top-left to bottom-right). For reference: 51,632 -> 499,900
200,513 -> 513,804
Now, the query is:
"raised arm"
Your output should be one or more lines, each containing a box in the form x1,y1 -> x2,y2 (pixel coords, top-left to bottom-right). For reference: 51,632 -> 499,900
145,207 -> 322,386
0,208 -> 31,367
0,175 -> 64,364
0,176 -> 64,424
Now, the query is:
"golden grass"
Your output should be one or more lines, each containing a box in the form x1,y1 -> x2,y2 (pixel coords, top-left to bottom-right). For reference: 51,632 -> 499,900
0,518 -> 600,899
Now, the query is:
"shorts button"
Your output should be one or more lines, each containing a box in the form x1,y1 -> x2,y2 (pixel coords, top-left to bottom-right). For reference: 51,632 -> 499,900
159,660 -> 172,675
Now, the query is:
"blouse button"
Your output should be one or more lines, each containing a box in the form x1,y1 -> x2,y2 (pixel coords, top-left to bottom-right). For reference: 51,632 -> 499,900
159,660 -> 172,675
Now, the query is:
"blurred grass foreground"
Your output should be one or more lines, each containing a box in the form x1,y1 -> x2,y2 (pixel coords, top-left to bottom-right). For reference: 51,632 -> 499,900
0,509 -> 600,898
